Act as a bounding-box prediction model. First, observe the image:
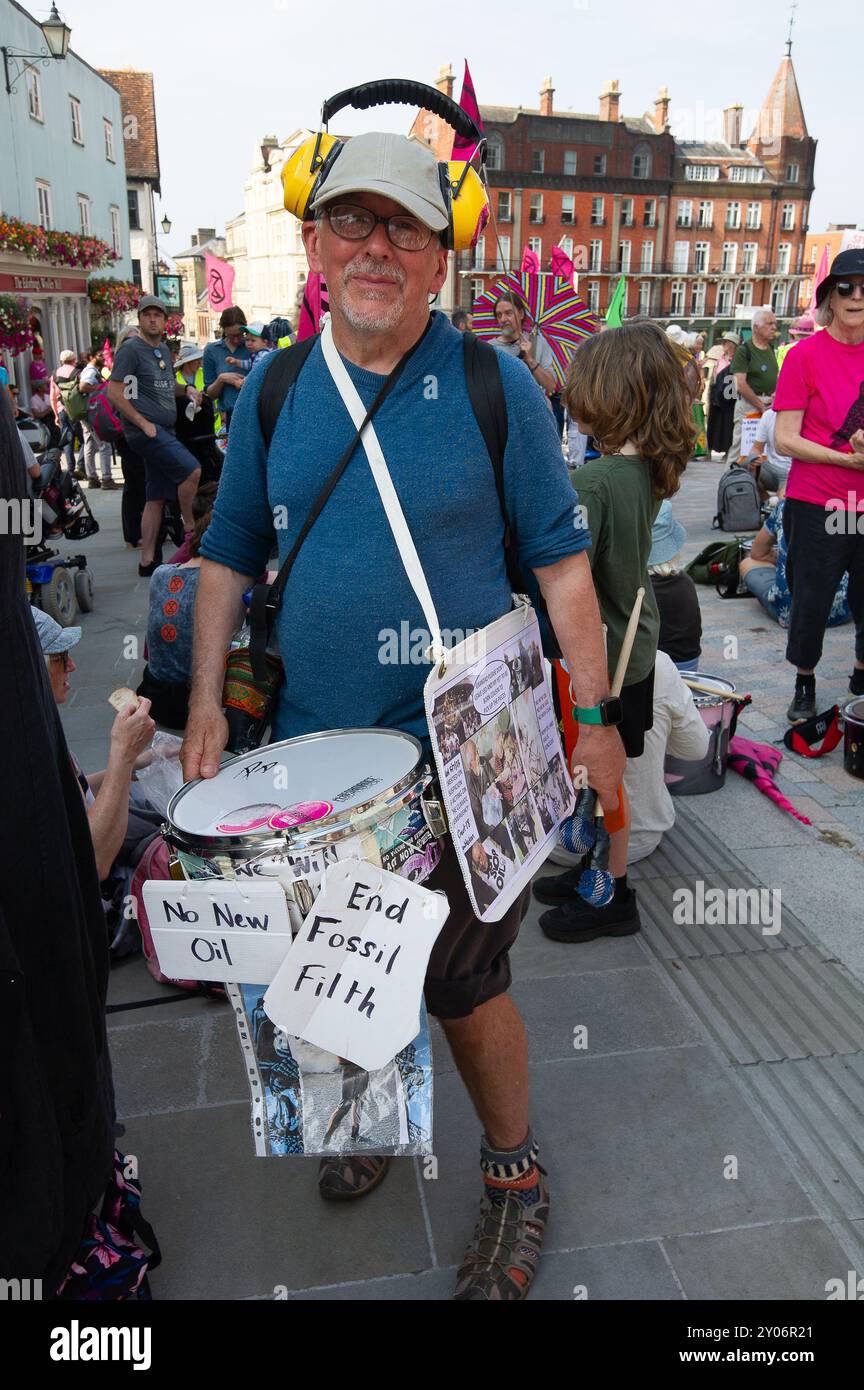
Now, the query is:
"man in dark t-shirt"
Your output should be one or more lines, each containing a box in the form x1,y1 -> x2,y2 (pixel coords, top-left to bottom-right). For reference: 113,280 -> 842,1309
107,297 -> 202,576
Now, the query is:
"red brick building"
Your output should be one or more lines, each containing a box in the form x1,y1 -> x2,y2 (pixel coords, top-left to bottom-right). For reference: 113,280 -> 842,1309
412,52 -> 815,333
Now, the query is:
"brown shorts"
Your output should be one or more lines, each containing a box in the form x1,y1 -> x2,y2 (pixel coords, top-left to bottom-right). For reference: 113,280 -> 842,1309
422,833 -> 531,1021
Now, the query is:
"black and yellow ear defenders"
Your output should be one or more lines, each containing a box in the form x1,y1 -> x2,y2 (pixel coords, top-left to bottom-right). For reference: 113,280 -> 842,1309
282,78 -> 490,252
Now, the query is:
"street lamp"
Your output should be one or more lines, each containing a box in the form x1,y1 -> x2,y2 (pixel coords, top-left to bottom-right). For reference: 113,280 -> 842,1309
161,215 -> 172,236
3,5 -> 71,95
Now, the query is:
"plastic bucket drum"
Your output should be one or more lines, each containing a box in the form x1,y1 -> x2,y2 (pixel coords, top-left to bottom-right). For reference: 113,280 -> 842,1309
163,728 -> 443,929
664,673 -> 737,797
843,699 -> 864,780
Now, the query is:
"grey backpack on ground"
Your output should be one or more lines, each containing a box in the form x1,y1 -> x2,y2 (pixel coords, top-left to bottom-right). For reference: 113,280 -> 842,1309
713,464 -> 762,532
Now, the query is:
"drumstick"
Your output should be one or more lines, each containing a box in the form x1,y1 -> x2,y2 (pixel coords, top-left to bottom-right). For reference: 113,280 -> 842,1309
681,678 -> 750,703
596,587 -> 645,823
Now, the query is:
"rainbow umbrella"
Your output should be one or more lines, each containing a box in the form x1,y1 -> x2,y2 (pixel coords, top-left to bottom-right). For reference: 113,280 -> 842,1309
471,271 -> 600,388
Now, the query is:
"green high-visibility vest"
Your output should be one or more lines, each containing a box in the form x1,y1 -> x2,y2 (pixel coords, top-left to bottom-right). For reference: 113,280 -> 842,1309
176,364 -> 221,432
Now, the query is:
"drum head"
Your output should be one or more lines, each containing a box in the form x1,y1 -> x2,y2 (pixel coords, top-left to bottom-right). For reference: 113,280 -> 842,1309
167,728 -> 424,841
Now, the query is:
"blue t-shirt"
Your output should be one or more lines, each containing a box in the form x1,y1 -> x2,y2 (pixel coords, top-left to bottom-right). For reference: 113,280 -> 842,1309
202,337 -> 253,412
763,501 -> 850,628
201,312 -> 589,747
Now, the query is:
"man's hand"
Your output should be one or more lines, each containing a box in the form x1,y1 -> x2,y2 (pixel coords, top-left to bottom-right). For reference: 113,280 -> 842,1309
850,429 -> 864,455
220,372 -> 246,391
185,386 -> 204,407
181,701 -> 229,781
573,725 -> 626,814
141,420 -> 157,439
109,698 -> 156,770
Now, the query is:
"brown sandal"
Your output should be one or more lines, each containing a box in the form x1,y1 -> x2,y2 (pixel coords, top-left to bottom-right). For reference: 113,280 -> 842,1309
317,1155 -> 391,1201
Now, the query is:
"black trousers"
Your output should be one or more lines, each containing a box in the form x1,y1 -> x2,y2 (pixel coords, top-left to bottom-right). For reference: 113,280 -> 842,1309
783,497 -> 864,669
119,437 -> 146,545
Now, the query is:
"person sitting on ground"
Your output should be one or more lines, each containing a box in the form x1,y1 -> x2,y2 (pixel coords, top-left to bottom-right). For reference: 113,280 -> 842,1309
739,485 -> 852,630
546,651 -> 709,868
648,500 -> 702,673
746,407 -> 792,498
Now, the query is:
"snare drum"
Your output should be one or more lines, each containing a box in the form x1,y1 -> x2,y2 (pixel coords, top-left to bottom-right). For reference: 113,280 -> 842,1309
164,728 -> 445,927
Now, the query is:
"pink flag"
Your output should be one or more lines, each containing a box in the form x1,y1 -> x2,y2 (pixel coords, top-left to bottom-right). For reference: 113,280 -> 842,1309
520,246 -> 540,275
205,252 -> 235,313
101,336 -> 113,369
451,60 -> 484,162
297,271 -> 329,341
550,245 -> 575,283
807,246 -> 829,316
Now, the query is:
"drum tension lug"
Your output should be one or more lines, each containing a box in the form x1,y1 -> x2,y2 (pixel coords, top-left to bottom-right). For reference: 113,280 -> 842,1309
422,796 -> 448,840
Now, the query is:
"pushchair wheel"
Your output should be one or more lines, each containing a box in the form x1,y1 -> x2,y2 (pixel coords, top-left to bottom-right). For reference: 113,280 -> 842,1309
74,567 -> 95,612
40,567 -> 79,626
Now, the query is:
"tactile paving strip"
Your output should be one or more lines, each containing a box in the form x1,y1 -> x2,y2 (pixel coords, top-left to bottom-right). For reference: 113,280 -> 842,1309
636,872 -> 810,958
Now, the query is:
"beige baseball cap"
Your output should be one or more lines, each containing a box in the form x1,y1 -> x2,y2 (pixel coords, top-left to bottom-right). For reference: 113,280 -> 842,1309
309,132 -> 449,232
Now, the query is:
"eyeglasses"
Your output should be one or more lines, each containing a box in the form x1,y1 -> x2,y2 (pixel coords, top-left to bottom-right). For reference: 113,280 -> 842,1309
49,651 -> 71,670
835,281 -> 864,299
323,203 -> 434,253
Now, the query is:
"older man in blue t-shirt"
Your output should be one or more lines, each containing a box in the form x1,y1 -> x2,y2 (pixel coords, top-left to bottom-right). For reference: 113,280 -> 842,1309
181,131 -> 624,1301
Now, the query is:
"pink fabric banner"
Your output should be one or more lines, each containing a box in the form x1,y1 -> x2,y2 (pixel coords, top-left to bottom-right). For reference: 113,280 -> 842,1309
520,246 -> 540,275
451,60 -> 484,162
807,246 -> 829,316
550,245 -> 575,283
101,337 -> 113,369
204,253 -> 235,313
297,272 -> 329,341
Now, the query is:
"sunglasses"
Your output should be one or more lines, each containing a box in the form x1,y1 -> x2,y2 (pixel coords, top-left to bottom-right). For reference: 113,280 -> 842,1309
49,651 -> 71,670
835,281 -> 864,298
323,203 -> 433,253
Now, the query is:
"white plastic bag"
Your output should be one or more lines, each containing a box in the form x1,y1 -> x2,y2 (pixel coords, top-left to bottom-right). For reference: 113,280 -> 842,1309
134,732 -> 184,816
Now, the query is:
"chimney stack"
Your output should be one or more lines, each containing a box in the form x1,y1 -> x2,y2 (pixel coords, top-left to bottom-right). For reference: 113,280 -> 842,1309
599,79 -> 620,122
723,104 -> 743,147
437,64 -> 454,99
654,87 -> 670,133
540,76 -> 554,117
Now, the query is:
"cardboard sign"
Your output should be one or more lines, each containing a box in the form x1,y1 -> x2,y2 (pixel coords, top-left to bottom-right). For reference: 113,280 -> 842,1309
739,413 -> 762,460
142,880 -> 293,984
262,861 -> 449,1071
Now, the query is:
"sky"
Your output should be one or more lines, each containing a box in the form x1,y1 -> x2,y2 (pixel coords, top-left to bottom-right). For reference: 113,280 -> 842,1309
49,0 -> 860,264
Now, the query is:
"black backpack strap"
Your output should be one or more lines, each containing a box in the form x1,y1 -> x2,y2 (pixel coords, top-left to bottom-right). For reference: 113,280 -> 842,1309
256,336 -> 318,449
462,333 -> 517,581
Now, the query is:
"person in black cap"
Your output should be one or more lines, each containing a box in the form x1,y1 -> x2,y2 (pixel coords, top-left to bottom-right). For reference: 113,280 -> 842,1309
774,248 -> 864,721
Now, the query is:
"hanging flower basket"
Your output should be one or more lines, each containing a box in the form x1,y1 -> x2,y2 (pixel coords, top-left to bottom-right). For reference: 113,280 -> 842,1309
0,214 -> 117,270
165,313 -> 184,340
0,295 -> 36,354
88,278 -> 142,313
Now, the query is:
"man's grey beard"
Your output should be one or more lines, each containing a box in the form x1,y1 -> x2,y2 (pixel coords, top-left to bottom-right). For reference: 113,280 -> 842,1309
333,255 -> 407,332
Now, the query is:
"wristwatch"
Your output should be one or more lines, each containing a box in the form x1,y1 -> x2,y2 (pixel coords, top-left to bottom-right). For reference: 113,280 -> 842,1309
572,696 -> 624,727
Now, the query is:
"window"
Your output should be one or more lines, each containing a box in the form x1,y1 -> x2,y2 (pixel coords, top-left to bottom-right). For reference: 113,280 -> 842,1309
697,200 -> 713,228
643,199 -> 656,228
729,164 -> 763,182
104,119 -> 115,162
619,240 -> 631,272
593,153 -> 606,176
27,70 -> 42,120
691,281 -> 706,315
77,195 -> 91,235
497,191 -> 512,222
770,281 -> 788,315
473,236 -> 485,270
591,197 -> 605,226
742,242 -> 758,274
131,258 -> 142,288
721,242 -> 737,273
777,243 -> 791,274
528,236 -> 542,256
669,281 -> 685,315
471,278 -> 485,303
677,200 -> 692,228
561,195 -> 575,225
110,206 -> 121,255
496,235 -> 511,271
737,280 -> 753,308
587,281 -> 600,313
486,135 -> 503,171
684,164 -> 720,180
532,149 -> 545,174
70,96 -> 83,144
621,198 -> 634,227
640,240 -> 654,272
632,145 -> 651,179
589,239 -> 602,272
672,240 -> 689,272
716,280 -> 733,315
560,235 -> 574,259
35,181 -> 52,230
127,188 -> 141,230
786,162 -> 799,182
638,281 -> 651,315
693,241 -> 709,272
529,194 -> 544,224
781,202 -> 795,230
726,201 -> 741,229
564,150 -> 577,176
746,201 -> 761,229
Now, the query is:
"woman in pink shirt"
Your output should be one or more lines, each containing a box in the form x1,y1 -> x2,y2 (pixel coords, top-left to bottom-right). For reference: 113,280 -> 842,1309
775,249 -> 864,722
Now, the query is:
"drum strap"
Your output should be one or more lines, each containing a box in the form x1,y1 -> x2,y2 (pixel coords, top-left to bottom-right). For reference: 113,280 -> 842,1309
248,319 -> 432,681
